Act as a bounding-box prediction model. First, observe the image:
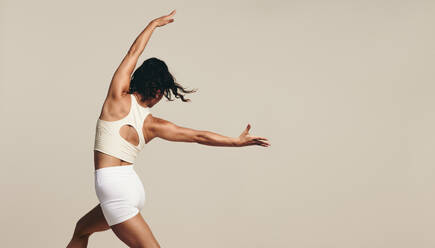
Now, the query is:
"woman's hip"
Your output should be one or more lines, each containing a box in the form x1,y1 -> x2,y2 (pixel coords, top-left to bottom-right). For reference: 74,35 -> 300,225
94,164 -> 145,203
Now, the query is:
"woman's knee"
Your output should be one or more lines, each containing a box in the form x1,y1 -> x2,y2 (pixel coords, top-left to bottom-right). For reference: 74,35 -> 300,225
73,217 -> 93,238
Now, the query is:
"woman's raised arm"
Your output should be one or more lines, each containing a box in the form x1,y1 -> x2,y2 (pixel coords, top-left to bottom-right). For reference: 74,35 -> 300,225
106,10 -> 176,99
127,10 -> 176,60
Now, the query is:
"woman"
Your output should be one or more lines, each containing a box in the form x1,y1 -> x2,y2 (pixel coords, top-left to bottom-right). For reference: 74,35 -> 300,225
66,10 -> 270,248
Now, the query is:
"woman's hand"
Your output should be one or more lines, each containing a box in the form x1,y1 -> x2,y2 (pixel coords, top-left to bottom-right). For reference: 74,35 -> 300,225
237,124 -> 270,147
151,9 -> 176,27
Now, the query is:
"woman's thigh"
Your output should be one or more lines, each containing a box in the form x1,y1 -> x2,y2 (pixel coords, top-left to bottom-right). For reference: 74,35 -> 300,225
111,212 -> 161,248
75,204 -> 110,237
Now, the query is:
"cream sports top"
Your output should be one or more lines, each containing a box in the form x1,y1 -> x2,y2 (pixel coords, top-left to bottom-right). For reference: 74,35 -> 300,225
94,94 -> 151,163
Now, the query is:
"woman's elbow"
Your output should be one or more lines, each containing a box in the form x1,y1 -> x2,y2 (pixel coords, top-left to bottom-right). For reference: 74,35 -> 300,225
193,130 -> 208,144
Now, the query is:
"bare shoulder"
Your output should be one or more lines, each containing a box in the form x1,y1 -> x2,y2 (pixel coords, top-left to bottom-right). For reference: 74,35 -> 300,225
98,92 -> 131,121
143,114 -> 163,143
144,114 -> 172,131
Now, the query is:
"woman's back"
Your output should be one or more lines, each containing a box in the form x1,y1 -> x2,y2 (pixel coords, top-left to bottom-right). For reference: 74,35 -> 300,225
94,93 -> 151,169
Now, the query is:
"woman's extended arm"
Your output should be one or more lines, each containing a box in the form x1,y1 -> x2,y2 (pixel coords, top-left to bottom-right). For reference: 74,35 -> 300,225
146,115 -> 270,147
106,10 -> 176,98
128,10 -> 176,56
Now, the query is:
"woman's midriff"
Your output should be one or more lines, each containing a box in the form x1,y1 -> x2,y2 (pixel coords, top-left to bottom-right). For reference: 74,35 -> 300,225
94,150 -> 133,170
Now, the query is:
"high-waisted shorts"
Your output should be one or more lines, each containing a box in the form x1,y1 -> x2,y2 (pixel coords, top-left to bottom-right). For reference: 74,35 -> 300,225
94,164 -> 146,226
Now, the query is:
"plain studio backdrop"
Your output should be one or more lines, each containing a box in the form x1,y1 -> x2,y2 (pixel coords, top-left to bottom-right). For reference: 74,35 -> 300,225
1,0 -> 434,247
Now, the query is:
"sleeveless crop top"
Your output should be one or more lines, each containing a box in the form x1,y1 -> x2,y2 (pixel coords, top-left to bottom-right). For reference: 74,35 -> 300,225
94,94 -> 151,163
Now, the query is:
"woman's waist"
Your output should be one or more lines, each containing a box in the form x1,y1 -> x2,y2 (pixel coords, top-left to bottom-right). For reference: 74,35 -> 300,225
94,164 -> 136,175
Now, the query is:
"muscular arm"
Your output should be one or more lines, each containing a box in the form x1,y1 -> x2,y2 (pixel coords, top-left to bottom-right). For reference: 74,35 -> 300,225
195,130 -> 239,147
125,21 -> 157,63
147,115 -> 240,147
106,10 -> 175,99
107,22 -> 158,98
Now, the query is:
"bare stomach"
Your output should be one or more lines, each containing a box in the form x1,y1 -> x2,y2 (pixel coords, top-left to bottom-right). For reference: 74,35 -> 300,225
94,150 -> 133,170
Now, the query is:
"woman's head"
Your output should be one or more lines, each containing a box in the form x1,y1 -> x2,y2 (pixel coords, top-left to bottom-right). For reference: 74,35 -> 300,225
127,57 -> 197,103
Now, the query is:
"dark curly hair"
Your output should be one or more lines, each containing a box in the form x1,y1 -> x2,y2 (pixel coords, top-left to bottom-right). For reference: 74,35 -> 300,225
127,57 -> 197,102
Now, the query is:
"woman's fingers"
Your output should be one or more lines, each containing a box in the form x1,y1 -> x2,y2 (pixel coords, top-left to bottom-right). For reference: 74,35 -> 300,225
164,10 -> 176,21
252,136 -> 268,141
153,10 -> 176,27
242,124 -> 251,135
238,124 -> 270,147
244,141 -> 270,147
168,9 -> 176,17
248,137 -> 270,147
254,141 -> 270,147
258,140 -> 270,146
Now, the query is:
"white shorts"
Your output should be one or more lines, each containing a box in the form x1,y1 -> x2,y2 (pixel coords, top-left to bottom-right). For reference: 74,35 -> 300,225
94,164 -> 146,226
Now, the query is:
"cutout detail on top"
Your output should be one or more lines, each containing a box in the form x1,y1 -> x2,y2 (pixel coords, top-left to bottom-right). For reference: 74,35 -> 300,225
119,124 -> 139,146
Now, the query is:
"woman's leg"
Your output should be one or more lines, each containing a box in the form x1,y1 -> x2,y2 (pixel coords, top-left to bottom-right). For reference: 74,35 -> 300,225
66,204 -> 110,248
111,212 -> 161,248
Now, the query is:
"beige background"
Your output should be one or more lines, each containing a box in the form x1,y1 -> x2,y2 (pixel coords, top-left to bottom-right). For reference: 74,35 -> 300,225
1,0 -> 434,247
